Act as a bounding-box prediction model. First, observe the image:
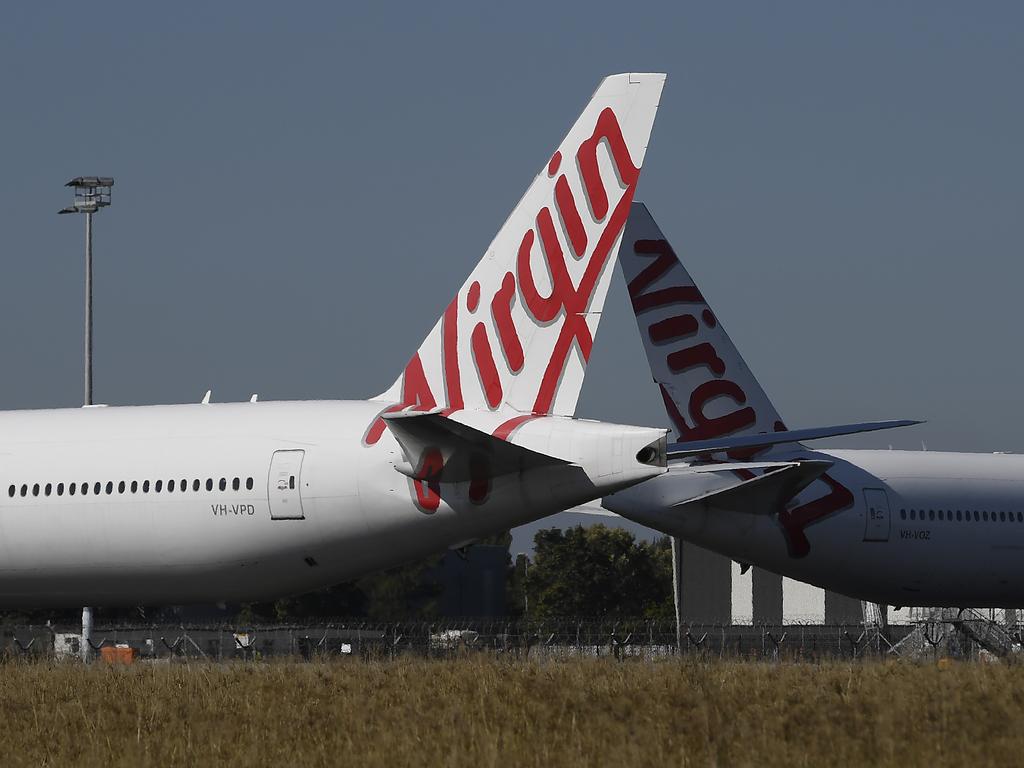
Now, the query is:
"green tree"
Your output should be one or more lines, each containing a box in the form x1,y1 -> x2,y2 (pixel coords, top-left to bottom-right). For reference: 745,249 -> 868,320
525,525 -> 673,618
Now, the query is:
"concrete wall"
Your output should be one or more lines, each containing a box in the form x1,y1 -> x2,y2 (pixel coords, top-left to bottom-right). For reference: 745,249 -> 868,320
752,568 -> 783,624
697,555 -> 863,625
680,542 -> 732,624
824,590 -> 864,625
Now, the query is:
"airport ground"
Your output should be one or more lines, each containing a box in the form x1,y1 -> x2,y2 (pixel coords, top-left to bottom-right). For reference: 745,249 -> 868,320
0,657 -> 1022,767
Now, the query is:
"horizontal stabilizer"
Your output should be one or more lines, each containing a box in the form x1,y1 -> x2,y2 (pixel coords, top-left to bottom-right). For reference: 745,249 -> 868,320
674,460 -> 833,513
565,501 -> 619,518
683,461 -> 802,473
382,411 -> 568,483
667,419 -> 922,459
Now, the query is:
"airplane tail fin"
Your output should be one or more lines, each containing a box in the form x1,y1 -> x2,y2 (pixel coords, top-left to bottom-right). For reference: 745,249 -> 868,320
376,74 -> 666,417
620,202 -> 788,452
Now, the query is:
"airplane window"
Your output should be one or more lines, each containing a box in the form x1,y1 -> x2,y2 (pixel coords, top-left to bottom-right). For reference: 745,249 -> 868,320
973,511 -> 979,521
232,478 -> 240,491
7,485 -> 14,498
118,481 -> 126,494
130,481 -> 138,493
983,511 -> 989,521
57,483 -> 64,496
105,482 -> 113,495
1001,511 -> 1007,522
44,483 -> 52,497
219,478 -> 226,491
19,484 -> 27,497
289,476 -> 295,490
928,510 -> 935,521
155,480 -> 163,492
246,477 -> 253,490
143,480 -> 150,493
82,483 -> 89,496
956,511 -> 962,521
206,478 -> 213,491
938,510 -> 944,521
168,480 -> 176,493
1018,512 -> 1023,523
93,482 -> 101,495
69,483 -> 76,496
193,479 -> 200,492
181,479 -> 187,492
900,509 -> 906,520
910,509 -> 916,520
32,484 -> 39,497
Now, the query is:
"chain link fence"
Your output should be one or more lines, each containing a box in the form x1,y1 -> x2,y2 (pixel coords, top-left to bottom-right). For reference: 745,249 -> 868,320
5,616 -> 1018,662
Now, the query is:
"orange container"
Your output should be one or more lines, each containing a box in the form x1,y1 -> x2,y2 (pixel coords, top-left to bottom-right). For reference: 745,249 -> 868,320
99,645 -> 135,664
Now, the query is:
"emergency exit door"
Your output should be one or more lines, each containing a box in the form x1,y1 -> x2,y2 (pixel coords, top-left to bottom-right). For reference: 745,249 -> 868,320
269,450 -> 305,520
863,488 -> 890,542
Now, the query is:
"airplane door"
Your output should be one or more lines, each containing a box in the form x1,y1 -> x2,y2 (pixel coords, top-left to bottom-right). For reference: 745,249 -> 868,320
863,488 -> 890,542
269,450 -> 305,520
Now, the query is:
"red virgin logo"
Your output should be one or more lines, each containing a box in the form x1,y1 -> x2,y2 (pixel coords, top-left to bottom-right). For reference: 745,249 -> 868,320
627,238 -> 770,448
365,107 -> 640,447
629,238 -> 852,557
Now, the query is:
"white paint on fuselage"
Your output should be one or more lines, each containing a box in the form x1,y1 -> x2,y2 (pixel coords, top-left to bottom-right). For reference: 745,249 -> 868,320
0,400 -> 663,606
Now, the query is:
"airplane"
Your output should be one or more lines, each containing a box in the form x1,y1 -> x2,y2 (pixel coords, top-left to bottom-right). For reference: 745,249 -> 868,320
0,74 -> 669,607
602,202 -> 1024,609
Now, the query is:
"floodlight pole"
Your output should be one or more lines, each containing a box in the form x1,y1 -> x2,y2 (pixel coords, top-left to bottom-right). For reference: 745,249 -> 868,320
84,210 -> 93,407
60,176 -> 112,663
81,211 -> 93,663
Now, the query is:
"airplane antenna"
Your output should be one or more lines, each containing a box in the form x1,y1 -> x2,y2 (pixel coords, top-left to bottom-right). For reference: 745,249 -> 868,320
202,390 -> 212,405
250,394 -> 258,403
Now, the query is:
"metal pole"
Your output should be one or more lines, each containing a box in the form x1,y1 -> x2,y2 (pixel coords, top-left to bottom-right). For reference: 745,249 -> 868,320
82,212 -> 93,662
84,211 -> 93,407
81,606 -> 92,662
671,536 -> 683,653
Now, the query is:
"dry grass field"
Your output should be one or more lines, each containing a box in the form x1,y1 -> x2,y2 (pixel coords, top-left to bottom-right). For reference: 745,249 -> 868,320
1,657 -> 1023,767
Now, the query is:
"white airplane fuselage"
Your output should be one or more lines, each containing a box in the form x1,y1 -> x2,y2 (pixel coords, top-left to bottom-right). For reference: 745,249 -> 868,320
606,448 -> 1024,608
0,72 -> 672,607
0,400 -> 663,607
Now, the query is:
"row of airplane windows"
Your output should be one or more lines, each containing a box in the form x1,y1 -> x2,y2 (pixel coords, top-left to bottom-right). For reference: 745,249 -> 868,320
900,508 -> 1023,523
7,477 -> 256,499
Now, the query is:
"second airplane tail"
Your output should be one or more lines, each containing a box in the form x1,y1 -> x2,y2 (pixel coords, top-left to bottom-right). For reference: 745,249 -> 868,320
620,201 -> 918,461
620,202 -> 789,453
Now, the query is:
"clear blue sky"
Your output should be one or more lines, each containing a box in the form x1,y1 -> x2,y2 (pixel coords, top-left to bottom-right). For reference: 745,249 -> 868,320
2,3 -> 1021,551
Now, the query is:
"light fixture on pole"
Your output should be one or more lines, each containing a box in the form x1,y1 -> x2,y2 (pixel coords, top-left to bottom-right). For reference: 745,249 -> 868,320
58,176 -> 113,409
59,175 -> 113,663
